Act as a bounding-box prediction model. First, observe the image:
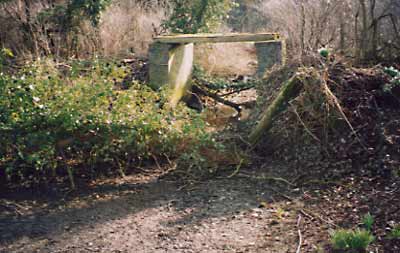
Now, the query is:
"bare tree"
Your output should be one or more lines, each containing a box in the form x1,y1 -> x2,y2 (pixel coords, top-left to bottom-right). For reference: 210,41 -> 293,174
254,0 -> 399,62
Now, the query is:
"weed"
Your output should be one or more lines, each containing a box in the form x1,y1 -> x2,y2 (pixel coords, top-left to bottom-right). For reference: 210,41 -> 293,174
384,66 -> 400,78
362,213 -> 374,231
330,229 -> 375,252
388,226 -> 400,239
0,48 -> 13,72
275,207 -> 285,219
383,66 -> 400,93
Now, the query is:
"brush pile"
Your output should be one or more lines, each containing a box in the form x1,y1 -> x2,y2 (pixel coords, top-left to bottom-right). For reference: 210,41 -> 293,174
254,59 -> 400,178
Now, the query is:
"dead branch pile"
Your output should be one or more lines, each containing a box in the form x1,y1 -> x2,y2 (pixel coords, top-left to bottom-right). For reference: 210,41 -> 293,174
253,60 -> 400,177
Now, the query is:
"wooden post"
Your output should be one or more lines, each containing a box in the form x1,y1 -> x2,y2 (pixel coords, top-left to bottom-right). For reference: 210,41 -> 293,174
255,40 -> 286,78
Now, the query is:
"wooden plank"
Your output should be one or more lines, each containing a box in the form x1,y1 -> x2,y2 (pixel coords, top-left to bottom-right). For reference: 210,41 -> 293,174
154,33 -> 280,44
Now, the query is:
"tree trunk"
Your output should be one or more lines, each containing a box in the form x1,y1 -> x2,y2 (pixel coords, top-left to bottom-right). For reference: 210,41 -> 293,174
358,0 -> 368,61
369,0 -> 378,60
300,1 -> 306,58
339,2 -> 346,53
22,0 -> 39,57
355,9 -> 360,59
390,14 -> 400,43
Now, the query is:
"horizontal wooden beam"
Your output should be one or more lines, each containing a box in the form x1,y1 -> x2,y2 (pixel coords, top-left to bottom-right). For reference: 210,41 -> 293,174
154,33 -> 280,44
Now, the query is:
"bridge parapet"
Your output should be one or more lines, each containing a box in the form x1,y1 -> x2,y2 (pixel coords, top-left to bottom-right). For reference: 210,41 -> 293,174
148,33 -> 285,107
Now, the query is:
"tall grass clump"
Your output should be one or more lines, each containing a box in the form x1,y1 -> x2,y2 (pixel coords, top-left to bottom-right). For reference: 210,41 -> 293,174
0,58 -> 216,187
330,229 -> 375,252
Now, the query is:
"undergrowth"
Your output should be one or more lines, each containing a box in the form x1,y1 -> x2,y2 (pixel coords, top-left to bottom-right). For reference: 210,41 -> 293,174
0,58 -> 219,187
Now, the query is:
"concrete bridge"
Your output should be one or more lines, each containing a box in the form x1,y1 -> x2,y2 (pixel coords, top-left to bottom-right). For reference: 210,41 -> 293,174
148,33 -> 285,107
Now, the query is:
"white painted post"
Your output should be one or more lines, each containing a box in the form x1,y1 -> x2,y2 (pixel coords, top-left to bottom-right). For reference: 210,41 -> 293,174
168,43 -> 194,108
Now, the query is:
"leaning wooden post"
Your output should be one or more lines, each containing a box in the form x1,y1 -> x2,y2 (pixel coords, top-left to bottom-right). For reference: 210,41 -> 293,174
249,74 -> 304,146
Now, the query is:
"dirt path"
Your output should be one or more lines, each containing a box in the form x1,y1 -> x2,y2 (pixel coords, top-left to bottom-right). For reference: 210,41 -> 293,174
1,166 -> 399,253
0,167 -> 311,253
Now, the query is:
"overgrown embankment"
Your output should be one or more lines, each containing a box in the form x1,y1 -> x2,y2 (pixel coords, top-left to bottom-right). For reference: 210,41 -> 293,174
246,59 -> 400,252
252,60 -> 400,180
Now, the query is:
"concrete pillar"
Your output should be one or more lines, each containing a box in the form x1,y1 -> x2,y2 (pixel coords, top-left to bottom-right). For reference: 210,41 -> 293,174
255,40 -> 286,78
148,42 -> 172,90
168,43 -> 194,108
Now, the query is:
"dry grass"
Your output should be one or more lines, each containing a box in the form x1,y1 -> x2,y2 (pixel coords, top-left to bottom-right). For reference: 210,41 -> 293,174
195,42 -> 257,77
100,1 -> 165,57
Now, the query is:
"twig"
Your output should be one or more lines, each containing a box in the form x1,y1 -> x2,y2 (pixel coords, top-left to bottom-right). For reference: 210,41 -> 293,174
192,85 -> 242,112
152,154 -> 162,171
237,135 -> 252,147
227,159 -> 244,178
300,208 -> 338,228
0,201 -> 24,216
321,74 -> 367,150
267,187 -> 294,202
237,173 -> 295,187
220,85 -> 255,97
299,209 -> 314,220
296,214 -> 303,253
291,105 -> 321,142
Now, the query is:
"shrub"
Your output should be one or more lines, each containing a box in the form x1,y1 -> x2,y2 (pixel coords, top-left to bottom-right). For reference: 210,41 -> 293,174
0,58 -> 216,186
330,229 -> 375,252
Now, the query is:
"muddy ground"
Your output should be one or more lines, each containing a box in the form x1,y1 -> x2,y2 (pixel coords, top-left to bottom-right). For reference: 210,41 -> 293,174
1,163 -> 399,253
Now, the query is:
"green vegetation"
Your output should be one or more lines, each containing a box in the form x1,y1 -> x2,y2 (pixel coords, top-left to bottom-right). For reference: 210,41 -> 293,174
0,48 -> 13,72
162,0 -> 236,33
0,59 -> 216,187
330,229 -> 375,252
330,213 -> 375,252
0,0 -> 239,187
36,0 -> 112,29
383,66 -> 400,93
318,47 -> 330,58
388,226 -> 400,239
362,213 -> 374,231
